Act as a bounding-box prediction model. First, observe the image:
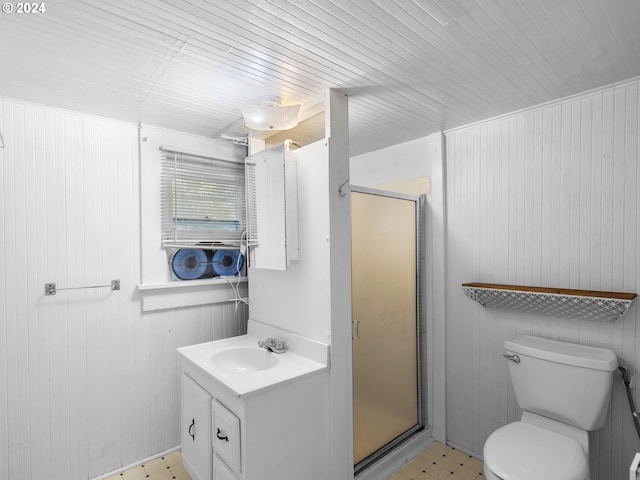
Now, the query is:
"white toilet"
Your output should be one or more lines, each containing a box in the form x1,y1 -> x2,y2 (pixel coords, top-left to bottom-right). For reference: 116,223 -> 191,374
483,335 -> 618,480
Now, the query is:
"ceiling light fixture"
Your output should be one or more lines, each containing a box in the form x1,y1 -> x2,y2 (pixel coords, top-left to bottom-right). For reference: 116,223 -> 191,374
241,96 -> 300,131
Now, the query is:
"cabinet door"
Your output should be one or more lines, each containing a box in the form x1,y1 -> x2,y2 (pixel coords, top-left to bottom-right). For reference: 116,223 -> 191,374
182,375 -> 212,480
245,140 -> 298,270
212,400 -> 241,474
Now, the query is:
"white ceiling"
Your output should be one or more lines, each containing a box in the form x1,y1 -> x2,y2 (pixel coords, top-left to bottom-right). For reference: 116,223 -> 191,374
1,0 -> 639,156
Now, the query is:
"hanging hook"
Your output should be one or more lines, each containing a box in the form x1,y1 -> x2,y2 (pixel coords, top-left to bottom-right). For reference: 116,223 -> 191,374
338,176 -> 349,197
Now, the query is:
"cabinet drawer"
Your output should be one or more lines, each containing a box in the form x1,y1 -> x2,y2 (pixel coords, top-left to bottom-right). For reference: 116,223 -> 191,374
212,400 -> 241,474
214,455 -> 239,480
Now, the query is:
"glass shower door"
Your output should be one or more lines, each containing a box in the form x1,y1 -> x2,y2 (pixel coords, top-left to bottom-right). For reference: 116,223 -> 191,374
351,188 -> 423,469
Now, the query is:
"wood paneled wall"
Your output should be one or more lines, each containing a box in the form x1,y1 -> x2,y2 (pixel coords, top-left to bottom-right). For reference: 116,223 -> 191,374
0,98 -> 247,480
445,78 -> 640,479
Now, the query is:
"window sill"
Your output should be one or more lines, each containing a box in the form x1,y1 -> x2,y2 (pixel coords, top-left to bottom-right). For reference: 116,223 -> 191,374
137,277 -> 248,311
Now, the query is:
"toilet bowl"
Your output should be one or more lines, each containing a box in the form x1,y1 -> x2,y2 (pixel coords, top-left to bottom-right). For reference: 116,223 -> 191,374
483,418 -> 588,480
482,335 -> 617,480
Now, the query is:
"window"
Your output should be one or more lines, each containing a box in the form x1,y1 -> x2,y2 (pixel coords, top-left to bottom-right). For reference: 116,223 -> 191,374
137,128 -> 249,309
160,148 -> 246,248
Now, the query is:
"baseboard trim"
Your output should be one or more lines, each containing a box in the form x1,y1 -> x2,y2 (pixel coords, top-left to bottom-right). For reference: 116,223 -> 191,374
90,445 -> 181,480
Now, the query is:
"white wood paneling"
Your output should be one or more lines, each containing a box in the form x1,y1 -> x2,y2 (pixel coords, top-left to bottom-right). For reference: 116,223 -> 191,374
247,139 -> 331,343
0,97 -> 248,480
1,1 -> 640,156
445,78 -> 640,479
350,136 -> 433,188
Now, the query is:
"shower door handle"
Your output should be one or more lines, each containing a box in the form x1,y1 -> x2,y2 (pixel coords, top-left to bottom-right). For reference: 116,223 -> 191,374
352,320 -> 360,340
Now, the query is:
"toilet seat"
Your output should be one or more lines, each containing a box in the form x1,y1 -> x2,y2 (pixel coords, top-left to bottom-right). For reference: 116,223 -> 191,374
483,421 -> 588,480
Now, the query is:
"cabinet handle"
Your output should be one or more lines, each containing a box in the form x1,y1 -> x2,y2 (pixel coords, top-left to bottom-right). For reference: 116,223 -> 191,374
188,418 -> 195,441
216,428 -> 229,442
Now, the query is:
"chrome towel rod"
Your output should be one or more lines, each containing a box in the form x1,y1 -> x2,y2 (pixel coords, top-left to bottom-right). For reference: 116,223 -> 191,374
45,279 -> 120,296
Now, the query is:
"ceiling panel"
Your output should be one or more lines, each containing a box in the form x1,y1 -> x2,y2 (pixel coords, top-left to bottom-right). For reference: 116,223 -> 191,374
0,0 -> 638,156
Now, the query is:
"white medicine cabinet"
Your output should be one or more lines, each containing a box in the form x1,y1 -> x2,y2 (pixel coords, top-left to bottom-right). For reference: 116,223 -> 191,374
245,140 -> 299,270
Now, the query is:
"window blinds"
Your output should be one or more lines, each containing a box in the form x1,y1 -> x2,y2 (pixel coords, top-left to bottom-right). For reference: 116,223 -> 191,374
160,148 -> 246,248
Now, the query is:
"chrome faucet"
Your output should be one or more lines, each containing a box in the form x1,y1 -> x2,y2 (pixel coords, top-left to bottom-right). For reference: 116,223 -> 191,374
257,337 -> 287,354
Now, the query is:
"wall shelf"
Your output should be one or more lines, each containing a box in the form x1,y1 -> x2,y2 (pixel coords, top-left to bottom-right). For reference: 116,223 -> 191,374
462,283 -> 637,323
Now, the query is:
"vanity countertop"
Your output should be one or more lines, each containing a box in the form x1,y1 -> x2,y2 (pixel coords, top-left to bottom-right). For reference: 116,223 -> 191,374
177,320 -> 330,398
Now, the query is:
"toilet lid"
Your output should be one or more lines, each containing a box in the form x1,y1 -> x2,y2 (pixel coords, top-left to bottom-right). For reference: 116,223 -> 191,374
484,422 -> 588,480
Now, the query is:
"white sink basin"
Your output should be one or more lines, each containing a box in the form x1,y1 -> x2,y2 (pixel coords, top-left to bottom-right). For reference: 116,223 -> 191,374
177,320 -> 330,397
211,347 -> 279,373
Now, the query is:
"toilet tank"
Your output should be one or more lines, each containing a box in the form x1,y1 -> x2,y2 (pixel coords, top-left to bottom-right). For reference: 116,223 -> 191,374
505,335 -> 617,431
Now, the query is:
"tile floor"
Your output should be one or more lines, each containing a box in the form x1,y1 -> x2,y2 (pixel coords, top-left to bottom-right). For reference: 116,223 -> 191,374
109,441 -> 483,480
389,442 -> 484,480
105,450 -> 191,480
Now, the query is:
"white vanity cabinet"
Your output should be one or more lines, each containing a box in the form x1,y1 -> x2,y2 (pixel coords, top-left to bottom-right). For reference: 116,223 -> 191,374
179,354 -> 330,480
181,372 -> 243,480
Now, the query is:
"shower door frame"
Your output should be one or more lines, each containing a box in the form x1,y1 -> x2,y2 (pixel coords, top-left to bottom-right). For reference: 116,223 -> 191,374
351,186 -> 427,475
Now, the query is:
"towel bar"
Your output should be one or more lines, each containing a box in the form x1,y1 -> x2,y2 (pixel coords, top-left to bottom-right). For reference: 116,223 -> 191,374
44,279 -> 120,296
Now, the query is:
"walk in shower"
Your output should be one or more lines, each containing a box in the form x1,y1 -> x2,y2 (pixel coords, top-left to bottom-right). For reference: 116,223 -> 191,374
351,187 -> 426,474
